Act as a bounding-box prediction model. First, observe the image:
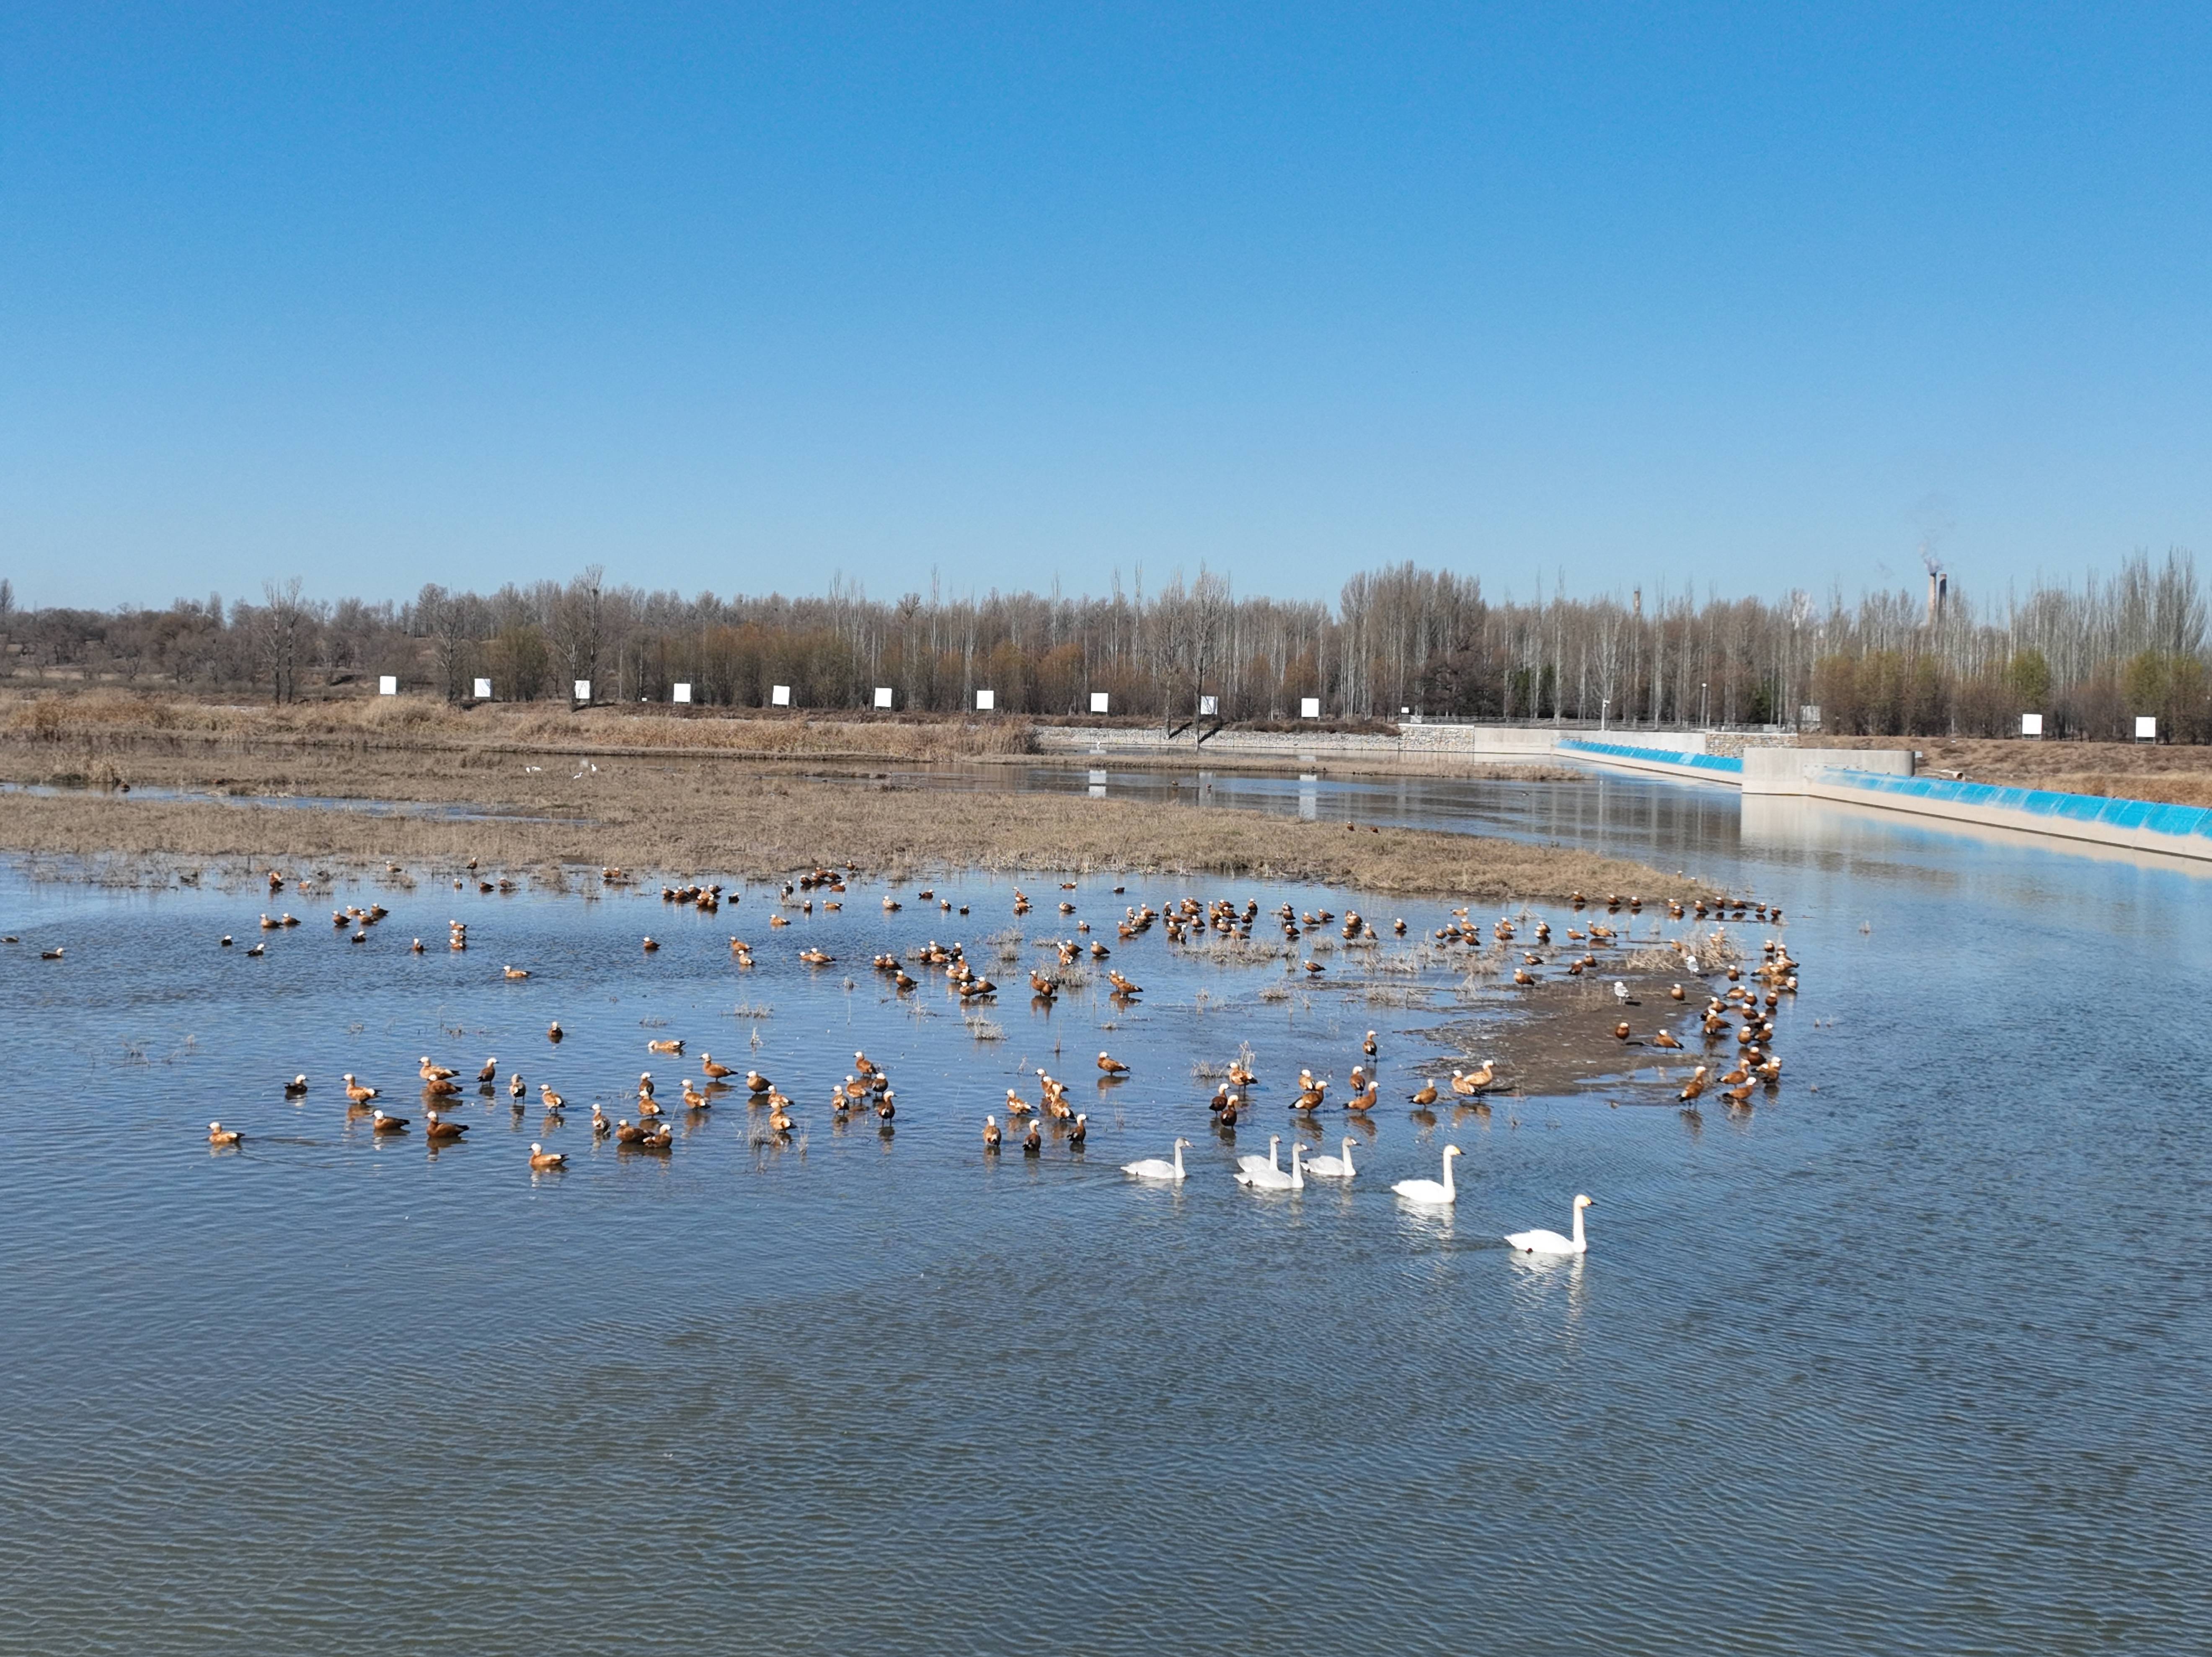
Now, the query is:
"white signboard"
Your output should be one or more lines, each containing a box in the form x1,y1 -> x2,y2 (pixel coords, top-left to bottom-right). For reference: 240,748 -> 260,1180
1089,692 -> 1110,714
377,676 -> 398,696
873,687 -> 894,710
1300,697 -> 1321,719
2136,715 -> 2158,741
473,677 -> 492,701
573,680 -> 591,702
1199,695 -> 1218,716
2021,712 -> 2043,737
672,682 -> 692,704
1800,704 -> 1822,726
974,689 -> 995,711
771,684 -> 791,706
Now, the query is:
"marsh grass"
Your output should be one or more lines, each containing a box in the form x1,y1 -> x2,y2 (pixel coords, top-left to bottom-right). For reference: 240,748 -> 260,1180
1359,984 -> 1436,1008
0,691 -> 1689,898
1692,927 -> 1744,967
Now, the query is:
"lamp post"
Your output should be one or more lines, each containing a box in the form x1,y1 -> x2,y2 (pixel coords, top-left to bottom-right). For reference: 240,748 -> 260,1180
1700,681 -> 1709,729
1601,696 -> 1610,731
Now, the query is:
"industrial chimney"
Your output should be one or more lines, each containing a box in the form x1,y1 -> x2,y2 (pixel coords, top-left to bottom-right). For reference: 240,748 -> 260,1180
1923,552 -> 1947,627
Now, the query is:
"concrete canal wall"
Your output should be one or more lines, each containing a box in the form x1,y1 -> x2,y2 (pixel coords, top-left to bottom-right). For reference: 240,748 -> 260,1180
1804,767 -> 2212,863
1034,722 -> 1573,762
1036,720 -> 2207,864
1554,739 -> 1745,784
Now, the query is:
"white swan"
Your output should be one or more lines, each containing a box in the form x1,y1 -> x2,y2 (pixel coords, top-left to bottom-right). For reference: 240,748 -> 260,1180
1122,1138 -> 1191,1182
1235,1133 -> 1282,1178
1236,1142 -> 1305,1191
1305,1136 -> 1357,1180
1392,1144 -> 1462,1205
1506,1193 -> 1593,1255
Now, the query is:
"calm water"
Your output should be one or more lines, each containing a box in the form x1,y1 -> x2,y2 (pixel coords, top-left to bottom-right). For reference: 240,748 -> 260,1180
3,772 -> 2207,1655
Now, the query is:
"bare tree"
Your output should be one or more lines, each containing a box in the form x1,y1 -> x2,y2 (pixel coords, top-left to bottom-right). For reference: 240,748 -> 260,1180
1155,568 -> 1231,738
417,582 -> 470,704
259,577 -> 314,703
552,566 -> 605,700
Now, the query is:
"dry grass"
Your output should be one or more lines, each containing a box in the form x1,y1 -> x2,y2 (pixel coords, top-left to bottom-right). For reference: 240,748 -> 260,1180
2022,772 -> 2212,807
1359,984 -> 1435,1007
0,691 -> 1689,898
1690,927 -> 1743,967
0,688 -> 1036,763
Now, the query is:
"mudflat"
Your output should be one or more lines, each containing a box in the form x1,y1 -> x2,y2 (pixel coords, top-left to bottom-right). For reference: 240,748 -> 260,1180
0,691 -> 1686,898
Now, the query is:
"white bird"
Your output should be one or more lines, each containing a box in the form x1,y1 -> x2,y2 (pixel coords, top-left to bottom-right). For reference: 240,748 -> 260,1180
1236,1142 -> 1305,1191
1392,1144 -> 1462,1205
1305,1136 -> 1357,1180
1684,954 -> 1699,974
1507,1193 -> 1594,1256
1613,980 -> 1629,1002
1235,1133 -> 1282,1178
1122,1138 -> 1191,1182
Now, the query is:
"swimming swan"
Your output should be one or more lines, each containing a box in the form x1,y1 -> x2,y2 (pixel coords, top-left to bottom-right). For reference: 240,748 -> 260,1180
1235,1133 -> 1282,1179
1305,1136 -> 1357,1180
1122,1138 -> 1191,1181
1236,1142 -> 1305,1191
1392,1144 -> 1461,1205
1506,1193 -> 1593,1255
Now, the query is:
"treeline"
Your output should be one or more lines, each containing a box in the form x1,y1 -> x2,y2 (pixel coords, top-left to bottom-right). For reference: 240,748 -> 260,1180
0,550 -> 2207,740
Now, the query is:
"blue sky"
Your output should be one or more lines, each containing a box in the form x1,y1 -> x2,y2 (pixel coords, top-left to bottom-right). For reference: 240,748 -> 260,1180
4,3 -> 2209,611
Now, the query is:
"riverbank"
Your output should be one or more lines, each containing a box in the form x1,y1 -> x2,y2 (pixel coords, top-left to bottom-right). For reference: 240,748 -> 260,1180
0,705 -> 1686,898
0,778 -> 1678,899
1827,733 -> 2212,805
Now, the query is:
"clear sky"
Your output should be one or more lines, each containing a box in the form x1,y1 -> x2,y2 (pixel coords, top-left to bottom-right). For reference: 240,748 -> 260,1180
4,4 -> 2209,612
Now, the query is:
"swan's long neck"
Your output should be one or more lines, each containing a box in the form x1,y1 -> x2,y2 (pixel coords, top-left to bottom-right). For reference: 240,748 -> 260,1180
1270,1134 -> 1282,1170
1441,1149 -> 1455,1198
1290,1145 -> 1304,1188
1172,1141 -> 1184,1179
1571,1203 -> 1585,1249
1341,1138 -> 1355,1176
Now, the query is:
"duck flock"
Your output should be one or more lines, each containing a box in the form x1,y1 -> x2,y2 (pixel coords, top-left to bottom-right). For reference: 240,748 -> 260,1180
189,862 -> 1802,1259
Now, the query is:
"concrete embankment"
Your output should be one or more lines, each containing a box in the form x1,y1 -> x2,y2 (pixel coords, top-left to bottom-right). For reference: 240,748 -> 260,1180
1032,722 -> 1563,766
1801,767 -> 2212,862
1045,720 -> 2212,865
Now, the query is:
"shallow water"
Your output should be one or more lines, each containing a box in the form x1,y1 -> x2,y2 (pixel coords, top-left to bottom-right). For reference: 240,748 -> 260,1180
3,773 -> 2208,1655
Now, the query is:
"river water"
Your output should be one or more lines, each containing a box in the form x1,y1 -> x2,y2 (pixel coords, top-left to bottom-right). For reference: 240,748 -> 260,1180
2,769 -> 2205,1655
